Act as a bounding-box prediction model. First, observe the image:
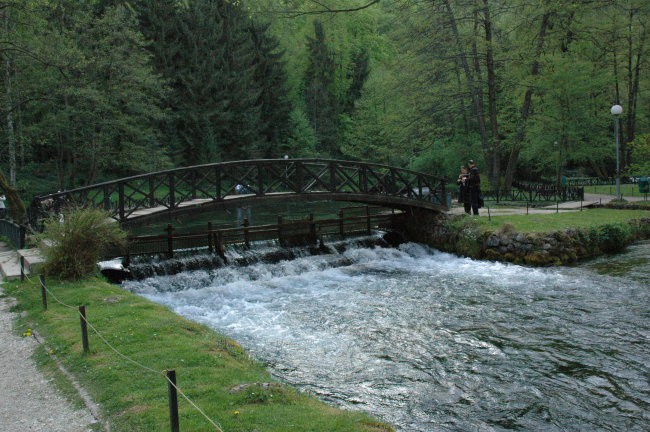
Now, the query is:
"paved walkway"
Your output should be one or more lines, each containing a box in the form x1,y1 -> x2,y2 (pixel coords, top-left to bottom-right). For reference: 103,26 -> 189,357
448,193 -> 647,217
0,243 -> 98,432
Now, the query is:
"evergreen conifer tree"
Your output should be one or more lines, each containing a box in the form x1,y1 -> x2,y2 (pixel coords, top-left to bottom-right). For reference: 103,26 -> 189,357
304,20 -> 340,157
249,21 -> 293,158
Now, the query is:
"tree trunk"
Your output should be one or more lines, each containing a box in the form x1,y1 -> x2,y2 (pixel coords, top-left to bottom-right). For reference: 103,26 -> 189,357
625,8 -> 647,164
503,10 -> 551,190
481,0 -> 501,187
2,7 -> 17,187
441,0 -> 489,157
471,5 -> 490,179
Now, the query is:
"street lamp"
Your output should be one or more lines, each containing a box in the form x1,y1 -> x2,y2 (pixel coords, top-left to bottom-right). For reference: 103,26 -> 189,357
611,104 -> 623,200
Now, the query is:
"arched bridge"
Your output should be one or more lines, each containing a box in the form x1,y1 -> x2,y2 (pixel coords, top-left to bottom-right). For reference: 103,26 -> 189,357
30,159 -> 448,226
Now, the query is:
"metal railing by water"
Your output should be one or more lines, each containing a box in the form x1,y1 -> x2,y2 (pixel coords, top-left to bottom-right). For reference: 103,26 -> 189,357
108,207 -> 397,261
0,219 -> 26,249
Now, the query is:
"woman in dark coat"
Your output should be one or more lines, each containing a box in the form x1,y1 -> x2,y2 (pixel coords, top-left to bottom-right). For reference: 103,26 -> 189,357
457,166 -> 471,214
467,160 -> 481,215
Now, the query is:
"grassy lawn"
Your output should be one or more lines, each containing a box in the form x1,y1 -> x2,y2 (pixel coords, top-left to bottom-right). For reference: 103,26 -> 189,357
4,278 -> 392,432
583,183 -> 648,197
474,209 -> 649,233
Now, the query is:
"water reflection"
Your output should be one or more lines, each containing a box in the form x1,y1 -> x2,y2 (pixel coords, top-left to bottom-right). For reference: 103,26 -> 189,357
124,241 -> 650,431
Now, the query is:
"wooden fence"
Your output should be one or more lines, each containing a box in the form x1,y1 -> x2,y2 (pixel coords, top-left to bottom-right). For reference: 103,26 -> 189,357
108,207 -> 397,262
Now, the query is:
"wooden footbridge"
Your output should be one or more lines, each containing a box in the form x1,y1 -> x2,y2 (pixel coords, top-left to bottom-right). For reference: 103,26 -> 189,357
29,159 -> 447,228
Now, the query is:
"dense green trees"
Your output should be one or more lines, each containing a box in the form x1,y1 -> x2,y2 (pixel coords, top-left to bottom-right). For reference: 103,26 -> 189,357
1,0 -> 649,203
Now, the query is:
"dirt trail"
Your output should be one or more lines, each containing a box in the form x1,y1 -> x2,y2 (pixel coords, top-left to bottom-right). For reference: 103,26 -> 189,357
0,284 -> 98,432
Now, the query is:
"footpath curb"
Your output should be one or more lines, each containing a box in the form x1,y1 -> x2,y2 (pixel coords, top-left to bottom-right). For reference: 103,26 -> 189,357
0,242 -> 45,280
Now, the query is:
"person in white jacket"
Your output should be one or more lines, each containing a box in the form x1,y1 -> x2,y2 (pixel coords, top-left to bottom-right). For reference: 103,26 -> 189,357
0,193 -> 6,219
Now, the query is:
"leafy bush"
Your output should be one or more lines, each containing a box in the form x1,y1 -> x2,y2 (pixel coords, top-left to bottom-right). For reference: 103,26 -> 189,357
39,207 -> 126,280
445,216 -> 484,257
594,223 -> 632,253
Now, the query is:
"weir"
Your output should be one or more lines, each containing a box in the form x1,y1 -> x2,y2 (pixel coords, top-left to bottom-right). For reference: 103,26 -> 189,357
101,205 -> 411,282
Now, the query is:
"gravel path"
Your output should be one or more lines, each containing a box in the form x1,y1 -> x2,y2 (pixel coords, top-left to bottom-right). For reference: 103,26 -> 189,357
0,285 -> 98,432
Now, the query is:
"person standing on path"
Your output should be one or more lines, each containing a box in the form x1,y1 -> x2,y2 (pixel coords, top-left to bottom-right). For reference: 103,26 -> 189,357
457,166 -> 471,214
0,193 -> 7,219
467,160 -> 481,215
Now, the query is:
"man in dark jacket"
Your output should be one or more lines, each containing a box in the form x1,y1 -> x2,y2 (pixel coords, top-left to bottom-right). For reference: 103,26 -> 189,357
467,160 -> 481,215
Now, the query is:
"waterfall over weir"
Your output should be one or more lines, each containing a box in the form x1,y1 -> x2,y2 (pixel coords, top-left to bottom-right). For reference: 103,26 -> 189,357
114,232 -> 401,281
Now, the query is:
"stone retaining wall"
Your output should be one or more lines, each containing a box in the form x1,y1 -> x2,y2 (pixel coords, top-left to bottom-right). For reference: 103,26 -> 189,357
396,210 -> 650,266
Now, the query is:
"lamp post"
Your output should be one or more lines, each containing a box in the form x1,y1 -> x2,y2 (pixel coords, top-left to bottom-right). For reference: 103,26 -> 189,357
611,104 -> 623,200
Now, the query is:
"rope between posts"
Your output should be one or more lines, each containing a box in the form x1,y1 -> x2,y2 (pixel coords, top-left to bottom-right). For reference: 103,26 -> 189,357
38,278 -> 77,310
164,375 -> 224,432
30,274 -> 224,431
78,312 -> 162,376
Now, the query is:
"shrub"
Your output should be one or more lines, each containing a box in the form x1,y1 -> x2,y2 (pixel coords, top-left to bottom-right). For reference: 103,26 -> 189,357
595,223 -> 632,253
445,216 -> 483,257
39,207 -> 126,280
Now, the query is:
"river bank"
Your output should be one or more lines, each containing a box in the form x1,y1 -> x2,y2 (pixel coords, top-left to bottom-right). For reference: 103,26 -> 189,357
399,208 -> 650,266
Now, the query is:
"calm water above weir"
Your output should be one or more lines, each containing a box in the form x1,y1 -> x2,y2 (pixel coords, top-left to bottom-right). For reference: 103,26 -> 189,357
123,240 -> 650,431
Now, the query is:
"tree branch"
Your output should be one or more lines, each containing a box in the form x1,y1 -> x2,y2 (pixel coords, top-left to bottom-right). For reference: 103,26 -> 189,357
279,1 -> 380,18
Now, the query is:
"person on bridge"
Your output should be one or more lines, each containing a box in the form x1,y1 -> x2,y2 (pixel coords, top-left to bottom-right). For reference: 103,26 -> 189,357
467,160 -> 481,216
457,166 -> 471,214
0,193 -> 6,219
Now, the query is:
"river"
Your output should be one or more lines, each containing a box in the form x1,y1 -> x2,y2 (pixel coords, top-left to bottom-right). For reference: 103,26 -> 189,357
123,239 -> 650,431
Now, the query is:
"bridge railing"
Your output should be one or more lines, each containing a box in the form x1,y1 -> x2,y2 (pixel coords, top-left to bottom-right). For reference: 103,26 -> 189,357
30,159 -> 446,226
0,219 -> 26,249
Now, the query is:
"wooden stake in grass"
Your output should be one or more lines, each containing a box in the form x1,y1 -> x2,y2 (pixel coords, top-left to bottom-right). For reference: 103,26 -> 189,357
39,274 -> 47,310
79,305 -> 89,353
166,369 -> 180,432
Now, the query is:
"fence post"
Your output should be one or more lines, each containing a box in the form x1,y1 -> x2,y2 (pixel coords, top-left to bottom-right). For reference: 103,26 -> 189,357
243,218 -> 250,248
166,224 -> 174,259
118,182 -> 125,222
309,214 -> 317,244
365,206 -> 371,235
207,222 -> 213,253
166,369 -> 180,432
216,231 -> 225,260
19,225 -> 26,249
39,274 -> 47,310
338,209 -> 345,237
79,305 -> 89,353
277,216 -> 284,246
20,256 -> 24,282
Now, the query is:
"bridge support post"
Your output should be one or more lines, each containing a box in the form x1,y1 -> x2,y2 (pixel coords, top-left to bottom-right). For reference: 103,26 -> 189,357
338,209 -> 345,238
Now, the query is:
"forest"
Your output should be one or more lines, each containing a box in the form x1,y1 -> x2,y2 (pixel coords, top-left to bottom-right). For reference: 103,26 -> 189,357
1,0 -> 649,200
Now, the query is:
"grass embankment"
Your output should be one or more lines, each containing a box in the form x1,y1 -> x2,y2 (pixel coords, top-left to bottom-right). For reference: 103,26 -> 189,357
474,208 -> 650,233
583,184 -> 646,197
4,278 -> 392,432
433,208 -> 650,265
